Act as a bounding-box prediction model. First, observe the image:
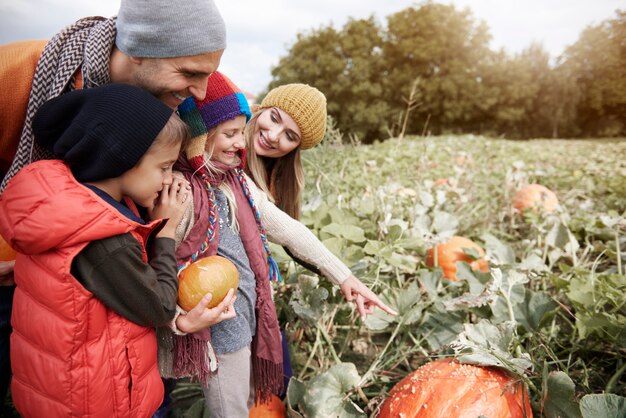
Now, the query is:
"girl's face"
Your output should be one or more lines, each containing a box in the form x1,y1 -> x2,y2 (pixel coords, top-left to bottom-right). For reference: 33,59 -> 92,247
209,115 -> 247,166
252,107 -> 301,158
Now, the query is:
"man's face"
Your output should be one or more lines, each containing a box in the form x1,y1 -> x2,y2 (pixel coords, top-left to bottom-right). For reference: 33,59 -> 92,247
130,49 -> 224,109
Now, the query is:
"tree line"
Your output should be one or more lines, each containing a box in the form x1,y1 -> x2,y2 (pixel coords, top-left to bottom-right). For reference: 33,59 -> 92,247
265,2 -> 625,142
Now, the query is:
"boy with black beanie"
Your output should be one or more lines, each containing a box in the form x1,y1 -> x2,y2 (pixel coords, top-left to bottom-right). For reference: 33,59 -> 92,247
0,84 -> 195,417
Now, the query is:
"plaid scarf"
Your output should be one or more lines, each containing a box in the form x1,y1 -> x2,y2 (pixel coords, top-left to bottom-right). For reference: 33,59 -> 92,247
0,16 -> 115,191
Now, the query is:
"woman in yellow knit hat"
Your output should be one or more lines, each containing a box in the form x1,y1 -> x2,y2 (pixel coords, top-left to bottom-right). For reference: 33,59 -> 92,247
165,73 -> 394,416
244,83 -> 394,319
245,83 -> 326,220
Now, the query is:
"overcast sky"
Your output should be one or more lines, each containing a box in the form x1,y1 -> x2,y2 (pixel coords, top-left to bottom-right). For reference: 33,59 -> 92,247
0,1 -> 622,95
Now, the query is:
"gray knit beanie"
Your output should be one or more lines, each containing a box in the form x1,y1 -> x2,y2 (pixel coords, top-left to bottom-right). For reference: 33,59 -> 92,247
116,0 -> 226,58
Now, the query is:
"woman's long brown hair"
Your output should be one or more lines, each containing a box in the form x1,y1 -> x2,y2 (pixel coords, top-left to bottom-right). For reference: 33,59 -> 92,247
244,111 -> 304,219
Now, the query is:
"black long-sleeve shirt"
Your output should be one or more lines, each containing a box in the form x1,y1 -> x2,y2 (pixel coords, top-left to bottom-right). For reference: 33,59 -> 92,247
71,234 -> 178,327
68,184 -> 178,327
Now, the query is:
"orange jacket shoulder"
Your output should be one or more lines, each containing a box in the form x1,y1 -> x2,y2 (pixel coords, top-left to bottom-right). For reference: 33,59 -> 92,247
0,40 -> 47,174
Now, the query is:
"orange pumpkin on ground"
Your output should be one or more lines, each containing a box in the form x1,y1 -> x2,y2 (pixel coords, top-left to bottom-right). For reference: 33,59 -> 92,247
177,255 -> 239,311
425,236 -> 489,281
0,234 -> 16,261
512,184 -> 559,214
378,358 -> 533,418
249,393 -> 286,418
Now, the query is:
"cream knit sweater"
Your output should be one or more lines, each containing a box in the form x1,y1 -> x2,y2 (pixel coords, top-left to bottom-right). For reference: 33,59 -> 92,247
174,171 -> 351,285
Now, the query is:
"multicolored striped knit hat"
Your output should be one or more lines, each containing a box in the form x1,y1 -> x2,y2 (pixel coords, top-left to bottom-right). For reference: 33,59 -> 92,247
178,72 -> 251,171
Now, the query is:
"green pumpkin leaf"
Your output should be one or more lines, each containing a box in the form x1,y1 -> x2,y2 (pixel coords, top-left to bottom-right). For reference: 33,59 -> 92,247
514,290 -> 558,331
542,371 -> 582,418
580,394 -> 626,418
321,223 -> 367,243
482,232 -> 516,264
289,275 -> 329,324
302,363 -> 365,418
286,378 -> 306,417
421,303 -> 465,350
450,320 -> 532,374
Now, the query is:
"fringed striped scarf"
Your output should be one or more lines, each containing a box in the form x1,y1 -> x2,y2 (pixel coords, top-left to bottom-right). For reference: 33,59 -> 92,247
0,16 -> 116,191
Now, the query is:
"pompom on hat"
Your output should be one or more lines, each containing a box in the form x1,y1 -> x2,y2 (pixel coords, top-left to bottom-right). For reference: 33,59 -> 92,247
259,84 -> 327,150
116,0 -> 226,58
32,84 -> 174,182
178,72 -> 251,171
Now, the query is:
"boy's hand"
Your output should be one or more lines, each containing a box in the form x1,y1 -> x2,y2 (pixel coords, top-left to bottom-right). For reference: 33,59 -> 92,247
175,288 -> 237,334
149,177 -> 191,238
340,275 -> 398,319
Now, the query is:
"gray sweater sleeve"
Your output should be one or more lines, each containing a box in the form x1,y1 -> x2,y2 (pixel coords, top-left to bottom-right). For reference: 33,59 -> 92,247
71,234 -> 179,327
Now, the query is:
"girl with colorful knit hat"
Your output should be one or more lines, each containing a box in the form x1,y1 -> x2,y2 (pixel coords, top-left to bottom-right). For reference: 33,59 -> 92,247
246,83 -> 396,319
163,72 -> 395,416
163,72 -> 282,416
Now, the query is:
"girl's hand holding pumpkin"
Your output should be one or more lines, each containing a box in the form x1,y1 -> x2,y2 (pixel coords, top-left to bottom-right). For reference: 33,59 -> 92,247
175,288 -> 237,334
340,275 -> 398,319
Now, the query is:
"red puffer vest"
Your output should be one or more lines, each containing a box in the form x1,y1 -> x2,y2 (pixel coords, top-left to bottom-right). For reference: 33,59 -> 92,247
0,161 -> 164,417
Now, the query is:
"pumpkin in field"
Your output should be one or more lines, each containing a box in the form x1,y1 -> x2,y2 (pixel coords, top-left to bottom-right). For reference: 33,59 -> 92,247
425,236 -> 489,281
378,358 -> 533,418
177,255 -> 239,311
249,393 -> 285,418
512,184 -> 558,214
0,234 -> 16,261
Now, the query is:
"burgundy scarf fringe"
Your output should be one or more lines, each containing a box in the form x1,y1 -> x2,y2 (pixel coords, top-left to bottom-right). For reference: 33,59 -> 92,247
253,355 -> 284,402
172,333 -> 213,384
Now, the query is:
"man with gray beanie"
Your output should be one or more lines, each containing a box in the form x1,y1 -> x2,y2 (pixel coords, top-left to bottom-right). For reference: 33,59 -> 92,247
0,0 -> 226,413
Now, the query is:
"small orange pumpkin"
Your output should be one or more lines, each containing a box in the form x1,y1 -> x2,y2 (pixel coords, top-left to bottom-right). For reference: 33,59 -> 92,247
249,393 -> 285,418
512,184 -> 558,213
378,358 -> 533,418
0,234 -> 16,261
425,236 -> 489,281
177,255 -> 239,311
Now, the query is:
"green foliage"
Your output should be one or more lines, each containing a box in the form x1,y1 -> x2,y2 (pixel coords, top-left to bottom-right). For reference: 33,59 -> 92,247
383,2 -> 492,136
269,17 -> 391,142
292,363 -> 365,418
278,135 -> 624,416
560,11 -> 626,137
157,135 -> 626,417
268,4 -> 626,140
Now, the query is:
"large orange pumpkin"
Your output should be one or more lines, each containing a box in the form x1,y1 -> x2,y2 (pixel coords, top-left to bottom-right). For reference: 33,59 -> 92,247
249,393 -> 285,418
425,236 -> 489,281
0,234 -> 16,261
177,255 -> 239,311
378,358 -> 533,418
512,184 -> 558,213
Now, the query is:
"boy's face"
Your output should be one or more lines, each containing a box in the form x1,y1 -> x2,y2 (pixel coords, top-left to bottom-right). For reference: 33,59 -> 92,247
119,141 -> 181,209
209,115 -> 246,167
252,107 -> 301,159
129,50 -> 224,109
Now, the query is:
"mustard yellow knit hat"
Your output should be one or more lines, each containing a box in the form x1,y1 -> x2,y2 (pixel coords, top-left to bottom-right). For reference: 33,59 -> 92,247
259,84 -> 327,150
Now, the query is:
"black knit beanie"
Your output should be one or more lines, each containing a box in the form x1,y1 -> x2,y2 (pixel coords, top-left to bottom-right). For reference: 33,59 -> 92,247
33,84 -> 174,182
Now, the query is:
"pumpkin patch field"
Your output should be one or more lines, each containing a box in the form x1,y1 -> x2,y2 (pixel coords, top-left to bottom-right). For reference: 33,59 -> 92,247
15,135 -> 604,418
160,135 -> 626,417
